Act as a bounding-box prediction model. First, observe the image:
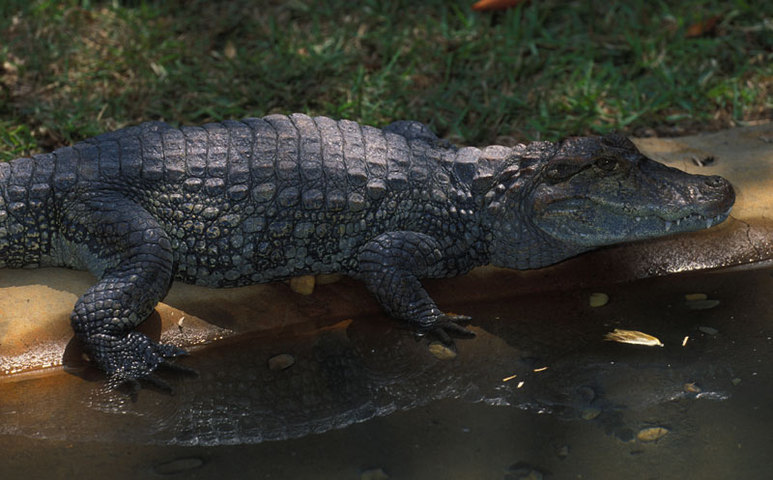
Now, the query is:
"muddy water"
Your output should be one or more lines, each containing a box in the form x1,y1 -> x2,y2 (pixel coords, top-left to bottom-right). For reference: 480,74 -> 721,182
1,263 -> 772,479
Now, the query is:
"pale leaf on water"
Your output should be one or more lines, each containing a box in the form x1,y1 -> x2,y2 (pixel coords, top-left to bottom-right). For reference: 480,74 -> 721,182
604,328 -> 664,347
637,426 -> 669,442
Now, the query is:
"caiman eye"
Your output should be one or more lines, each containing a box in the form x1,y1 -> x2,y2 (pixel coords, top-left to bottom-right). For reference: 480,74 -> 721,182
595,156 -> 619,172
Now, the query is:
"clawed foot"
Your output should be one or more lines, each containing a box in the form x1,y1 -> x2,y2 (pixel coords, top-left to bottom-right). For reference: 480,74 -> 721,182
86,331 -> 197,394
113,358 -> 199,397
415,311 -> 476,345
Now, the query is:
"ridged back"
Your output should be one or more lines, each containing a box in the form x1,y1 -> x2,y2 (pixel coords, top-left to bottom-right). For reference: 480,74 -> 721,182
42,114 -> 479,213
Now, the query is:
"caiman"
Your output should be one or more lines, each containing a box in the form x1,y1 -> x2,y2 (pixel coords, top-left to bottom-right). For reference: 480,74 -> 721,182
0,114 -> 735,386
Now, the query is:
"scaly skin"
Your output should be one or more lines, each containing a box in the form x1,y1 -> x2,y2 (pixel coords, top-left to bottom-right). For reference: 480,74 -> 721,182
0,114 -> 735,385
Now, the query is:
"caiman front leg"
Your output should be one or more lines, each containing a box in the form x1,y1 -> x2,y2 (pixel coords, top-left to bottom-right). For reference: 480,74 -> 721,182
356,231 -> 474,341
63,192 -> 187,389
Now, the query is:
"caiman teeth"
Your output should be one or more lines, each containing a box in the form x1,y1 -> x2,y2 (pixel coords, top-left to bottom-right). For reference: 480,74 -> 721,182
659,208 -> 731,231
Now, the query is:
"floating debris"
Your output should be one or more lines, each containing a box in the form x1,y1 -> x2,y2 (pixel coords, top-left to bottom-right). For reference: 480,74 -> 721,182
686,299 -> 720,310
556,445 -> 570,459
699,326 -> 719,335
289,275 -> 315,295
684,382 -> 702,394
506,462 -> 545,480
682,336 -> 689,347
589,292 -> 609,307
731,377 -> 742,386
360,468 -> 389,480
517,381 -> 525,389
502,374 -> 518,382
581,407 -> 602,420
636,426 -> 669,442
428,342 -> 457,360
604,329 -> 664,347
268,353 -> 296,371
684,293 -> 708,301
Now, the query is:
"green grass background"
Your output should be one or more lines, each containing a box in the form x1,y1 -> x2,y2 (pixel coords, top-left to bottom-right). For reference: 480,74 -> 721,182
0,0 -> 770,160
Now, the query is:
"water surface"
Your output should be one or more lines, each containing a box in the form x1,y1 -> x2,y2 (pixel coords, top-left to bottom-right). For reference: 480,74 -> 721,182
1,263 -> 772,479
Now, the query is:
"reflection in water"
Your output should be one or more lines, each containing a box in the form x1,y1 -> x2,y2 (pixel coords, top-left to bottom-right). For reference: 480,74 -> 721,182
1,319 -> 534,445
0,299 -> 733,446
1,264 -> 772,478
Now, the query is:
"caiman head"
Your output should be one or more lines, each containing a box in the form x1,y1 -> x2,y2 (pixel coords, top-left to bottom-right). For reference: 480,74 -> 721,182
482,133 -> 735,270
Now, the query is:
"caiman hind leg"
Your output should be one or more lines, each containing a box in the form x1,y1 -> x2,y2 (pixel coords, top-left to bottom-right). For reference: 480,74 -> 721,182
355,231 -> 474,342
62,192 -> 188,389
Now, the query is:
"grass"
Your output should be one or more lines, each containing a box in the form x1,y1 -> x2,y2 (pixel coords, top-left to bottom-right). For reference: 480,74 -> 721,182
0,0 -> 771,160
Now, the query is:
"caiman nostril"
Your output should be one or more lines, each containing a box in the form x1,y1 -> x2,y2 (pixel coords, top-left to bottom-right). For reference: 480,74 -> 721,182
704,176 -> 726,188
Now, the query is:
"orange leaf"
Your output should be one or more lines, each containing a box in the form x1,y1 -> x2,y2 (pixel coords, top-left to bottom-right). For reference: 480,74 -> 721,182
686,15 -> 722,38
472,0 -> 528,11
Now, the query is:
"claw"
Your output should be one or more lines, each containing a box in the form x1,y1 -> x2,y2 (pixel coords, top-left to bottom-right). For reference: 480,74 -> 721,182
415,311 -> 476,345
438,320 -> 476,338
105,361 -> 194,397
87,331 -> 194,396
436,312 -> 475,337
432,326 -> 453,345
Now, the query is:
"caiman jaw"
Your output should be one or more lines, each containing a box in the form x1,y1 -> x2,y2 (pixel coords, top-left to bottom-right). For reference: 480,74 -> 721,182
646,207 -> 733,232
532,169 -> 735,247
633,205 -> 733,235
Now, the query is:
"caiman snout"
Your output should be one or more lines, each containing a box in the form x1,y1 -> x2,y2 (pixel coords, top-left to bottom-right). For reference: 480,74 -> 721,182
700,174 -> 735,213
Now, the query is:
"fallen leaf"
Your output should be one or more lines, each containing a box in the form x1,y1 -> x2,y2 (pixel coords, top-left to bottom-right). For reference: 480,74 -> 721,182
686,15 -> 721,38
581,407 -> 601,420
589,292 -> 609,307
698,326 -> 719,335
224,41 -> 237,59
268,353 -> 295,371
604,328 -> 664,347
637,426 -> 669,442
683,382 -> 702,393
472,0 -> 529,11
428,342 -> 457,360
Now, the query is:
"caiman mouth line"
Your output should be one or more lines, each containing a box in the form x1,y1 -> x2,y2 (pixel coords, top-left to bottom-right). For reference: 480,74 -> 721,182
545,198 -> 733,231
639,206 -> 733,231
